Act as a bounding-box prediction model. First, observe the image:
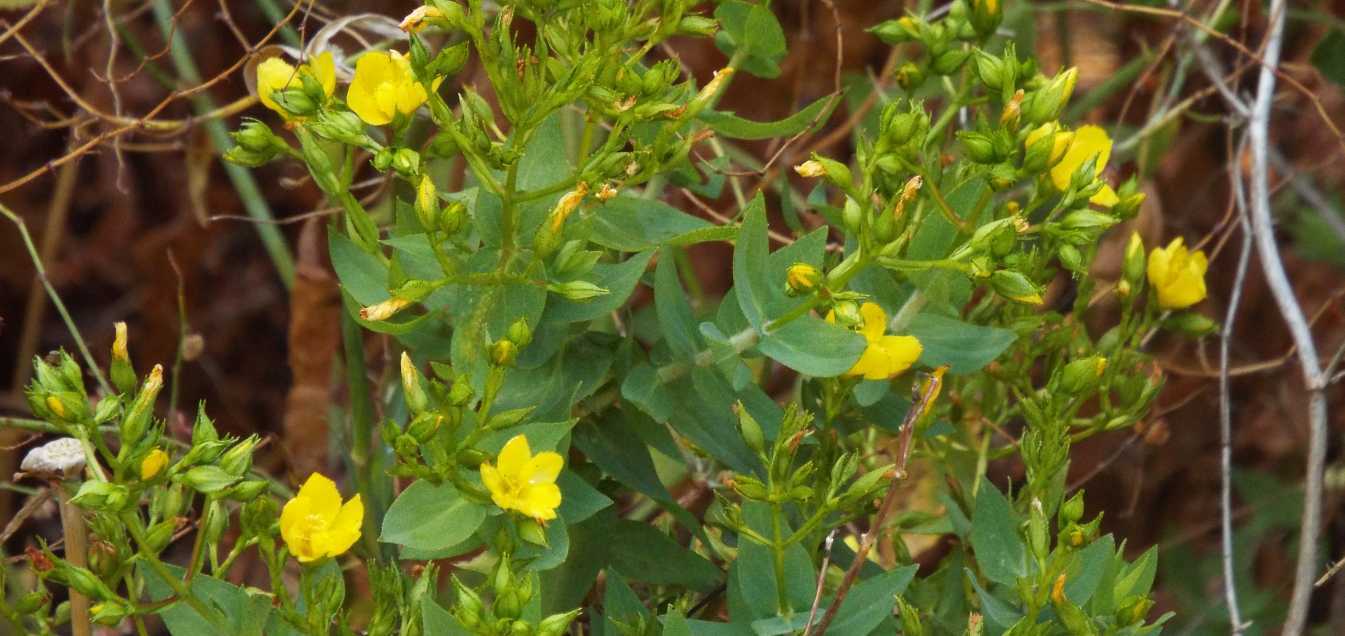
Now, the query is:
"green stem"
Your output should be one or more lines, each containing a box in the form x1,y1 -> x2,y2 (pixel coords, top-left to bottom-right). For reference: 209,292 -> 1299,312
123,512 -> 224,627
771,501 -> 790,614
340,311 -> 384,560
499,161 -> 521,258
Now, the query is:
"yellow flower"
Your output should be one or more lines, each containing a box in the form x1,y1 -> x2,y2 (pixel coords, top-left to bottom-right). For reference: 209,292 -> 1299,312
480,434 -> 563,521
1146,237 -> 1208,309
1048,124 -> 1118,207
842,302 -> 923,381
280,473 -> 363,563
256,51 -> 336,116
346,51 -> 436,126
140,448 -> 169,480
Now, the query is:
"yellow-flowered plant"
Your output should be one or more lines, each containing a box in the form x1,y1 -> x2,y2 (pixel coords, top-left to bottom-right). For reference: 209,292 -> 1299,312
346,50 -> 434,126
1147,237 -> 1209,309
480,434 -> 563,522
836,302 -> 923,381
279,472 -> 364,563
1049,124 -> 1119,207
256,51 -> 336,117
139,448 -> 168,480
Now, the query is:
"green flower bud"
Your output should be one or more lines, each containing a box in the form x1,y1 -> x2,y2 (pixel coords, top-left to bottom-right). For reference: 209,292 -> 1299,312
272,88 -> 318,117
518,518 -> 548,547
986,163 -> 1017,190
894,61 -> 925,92
457,447 -> 487,468
415,175 -> 440,230
372,147 -> 394,172
1028,498 -> 1049,561
391,147 -> 421,179
842,197 -> 863,234
896,596 -> 924,636
218,436 -> 259,476
547,280 -> 609,301
192,404 -> 219,446
144,519 -> 177,554
1117,596 -> 1154,625
87,539 -> 119,579
795,155 -> 852,192
430,41 -> 470,77
1163,311 -> 1219,337
507,318 -> 533,348
1060,356 -> 1108,394
1058,244 -> 1084,273
394,434 -> 420,462
438,200 -> 468,235
1060,209 -> 1117,232
242,496 -> 279,538
1123,232 -> 1146,287
1024,67 -> 1078,125
70,481 -> 130,512
52,562 -> 115,601
784,263 -> 822,297
1060,490 -> 1086,525
957,131 -> 997,163
310,110 -> 373,148
870,17 -> 921,44
969,0 -> 1003,38
735,404 -> 765,454
180,465 -> 241,495
14,591 -> 49,614
226,479 -> 269,501
845,464 -> 892,502
988,270 -> 1043,305
400,352 -> 430,415
676,15 -> 718,37
406,413 -> 442,443
972,50 -> 1005,91
931,49 -> 969,76
538,609 -> 582,636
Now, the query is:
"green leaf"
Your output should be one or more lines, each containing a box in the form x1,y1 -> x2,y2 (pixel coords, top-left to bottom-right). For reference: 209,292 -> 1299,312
475,114 -> 570,248
140,563 -> 292,636
586,197 -> 716,252
557,469 -> 612,524
547,251 -> 654,323
476,420 -> 576,456
698,95 -> 840,140
330,232 -> 389,306
732,195 -> 771,330
421,597 -> 472,635
714,0 -> 787,78
1312,28 -> 1345,87
733,502 -> 817,618
655,255 -> 702,358
907,313 -> 1016,374
970,479 -> 1027,586
966,569 -> 1023,632
758,315 -> 865,377
1064,534 -> 1114,606
607,520 -> 721,590
380,481 -> 486,552
827,565 -> 919,636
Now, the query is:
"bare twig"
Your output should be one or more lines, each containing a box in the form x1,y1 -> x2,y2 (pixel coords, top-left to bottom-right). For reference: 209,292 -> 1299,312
1238,1 -> 1330,632
1221,132 -> 1253,635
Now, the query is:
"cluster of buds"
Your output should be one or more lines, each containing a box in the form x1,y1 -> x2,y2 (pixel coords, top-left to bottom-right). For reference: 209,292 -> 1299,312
450,558 -> 581,636
415,175 -> 469,236
385,351 -> 477,478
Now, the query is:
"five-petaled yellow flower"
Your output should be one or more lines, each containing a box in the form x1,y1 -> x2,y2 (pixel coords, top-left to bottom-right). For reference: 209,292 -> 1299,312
140,448 -> 168,480
346,51 -> 436,126
1048,124 -> 1119,208
280,473 -> 364,563
481,434 -> 563,522
256,51 -> 336,117
1147,237 -> 1208,309
838,302 -> 923,381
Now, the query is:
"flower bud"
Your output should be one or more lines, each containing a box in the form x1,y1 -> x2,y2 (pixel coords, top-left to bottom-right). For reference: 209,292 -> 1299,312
360,297 -> 413,322
896,596 -> 924,636
1060,356 -> 1107,394
1024,67 -> 1078,125
784,263 -> 822,297
870,16 -> 920,44
1058,244 -> 1083,273
677,15 -> 718,37
391,148 -> 421,179
735,404 -> 766,454
144,520 -> 177,553
181,465 -> 241,494
538,609 -> 582,636
1060,209 -> 1118,232
451,576 -> 485,628
120,364 -> 162,444
518,517 -> 548,547
972,50 -> 1005,91
894,61 -> 925,91
1123,232 -> 1146,287
140,448 -> 169,481
490,339 -> 518,367
415,175 -> 440,230
91,600 -> 134,626
1060,490 -> 1085,525
51,562 -> 116,602
226,479 -> 269,501
547,280 -> 609,301
507,318 -> 533,348
87,539 -> 120,579
92,394 -> 121,425
796,155 -> 852,191
1163,311 -> 1219,337
14,591 -> 48,614
969,0 -> 1002,38
219,436 -> 259,476
988,270 -> 1043,305
931,49 -> 969,76
400,352 -> 430,415
70,481 -> 130,513
1028,498 -> 1049,561
1118,596 -> 1154,625
957,131 -> 997,163
400,5 -> 445,32
842,197 -> 863,234
107,322 -> 138,395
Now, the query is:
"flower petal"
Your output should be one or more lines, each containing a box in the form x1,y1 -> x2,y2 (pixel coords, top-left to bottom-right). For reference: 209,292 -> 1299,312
279,495 -> 315,561
525,451 -> 563,486
324,495 -> 364,558
497,434 -> 532,477
520,483 -> 561,521
347,52 -> 394,126
858,302 -> 888,342
309,51 -> 336,97
295,473 -> 343,524
256,57 -> 297,114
